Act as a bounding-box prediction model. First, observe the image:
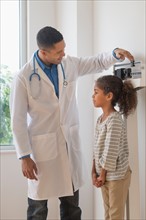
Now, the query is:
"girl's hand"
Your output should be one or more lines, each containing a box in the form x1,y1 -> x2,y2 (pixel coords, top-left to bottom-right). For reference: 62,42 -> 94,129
96,176 -> 105,187
97,168 -> 107,187
92,173 -> 103,188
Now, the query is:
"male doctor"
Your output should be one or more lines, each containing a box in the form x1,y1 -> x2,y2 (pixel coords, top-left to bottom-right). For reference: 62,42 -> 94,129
10,26 -> 134,220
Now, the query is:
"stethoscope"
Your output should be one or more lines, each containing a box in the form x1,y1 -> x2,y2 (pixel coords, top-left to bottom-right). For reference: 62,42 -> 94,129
29,55 -> 68,99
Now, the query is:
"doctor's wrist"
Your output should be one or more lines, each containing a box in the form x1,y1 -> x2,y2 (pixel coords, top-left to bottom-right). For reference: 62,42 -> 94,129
112,48 -> 120,60
19,154 -> 30,160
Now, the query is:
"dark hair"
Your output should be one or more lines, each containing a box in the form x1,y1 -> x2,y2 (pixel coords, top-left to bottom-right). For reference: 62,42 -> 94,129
36,26 -> 63,49
95,75 -> 137,118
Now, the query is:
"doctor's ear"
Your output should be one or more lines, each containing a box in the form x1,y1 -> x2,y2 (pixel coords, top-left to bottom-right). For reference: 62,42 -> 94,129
40,50 -> 46,56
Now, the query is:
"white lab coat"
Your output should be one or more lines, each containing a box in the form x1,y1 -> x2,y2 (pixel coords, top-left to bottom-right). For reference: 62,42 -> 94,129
10,52 -> 117,200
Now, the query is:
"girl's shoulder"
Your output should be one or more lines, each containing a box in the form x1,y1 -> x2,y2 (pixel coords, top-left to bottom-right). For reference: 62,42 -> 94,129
107,111 -> 125,127
97,111 -> 122,123
109,111 -> 122,120
96,112 -> 125,131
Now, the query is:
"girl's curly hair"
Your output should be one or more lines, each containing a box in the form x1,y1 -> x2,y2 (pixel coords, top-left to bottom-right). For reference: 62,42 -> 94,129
95,75 -> 137,118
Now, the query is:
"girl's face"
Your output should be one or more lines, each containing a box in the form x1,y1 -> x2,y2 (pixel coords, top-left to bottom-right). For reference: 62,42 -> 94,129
92,86 -> 108,108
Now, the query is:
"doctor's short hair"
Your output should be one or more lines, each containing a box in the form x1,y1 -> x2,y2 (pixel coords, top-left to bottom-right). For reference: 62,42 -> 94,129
36,26 -> 63,50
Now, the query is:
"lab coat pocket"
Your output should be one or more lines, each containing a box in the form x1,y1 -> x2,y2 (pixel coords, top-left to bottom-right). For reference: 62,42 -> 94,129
32,133 -> 57,162
70,125 -> 81,151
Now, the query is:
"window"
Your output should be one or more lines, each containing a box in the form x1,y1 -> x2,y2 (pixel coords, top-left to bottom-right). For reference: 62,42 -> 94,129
0,0 -> 26,149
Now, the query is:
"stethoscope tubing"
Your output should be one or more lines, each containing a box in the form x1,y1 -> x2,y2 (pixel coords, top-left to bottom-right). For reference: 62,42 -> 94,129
30,55 -> 67,86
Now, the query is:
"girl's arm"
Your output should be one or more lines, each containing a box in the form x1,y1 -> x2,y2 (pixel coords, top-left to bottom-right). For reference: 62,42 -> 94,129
92,159 -> 97,183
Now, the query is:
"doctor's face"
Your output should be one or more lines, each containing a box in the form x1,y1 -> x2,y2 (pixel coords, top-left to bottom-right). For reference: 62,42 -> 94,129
40,40 -> 66,65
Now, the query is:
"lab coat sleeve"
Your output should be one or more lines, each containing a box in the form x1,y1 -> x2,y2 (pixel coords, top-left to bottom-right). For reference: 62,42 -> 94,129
10,74 -> 32,158
69,51 -> 118,77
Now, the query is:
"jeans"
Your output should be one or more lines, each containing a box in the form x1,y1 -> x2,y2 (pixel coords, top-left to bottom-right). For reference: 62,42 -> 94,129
27,190 -> 81,220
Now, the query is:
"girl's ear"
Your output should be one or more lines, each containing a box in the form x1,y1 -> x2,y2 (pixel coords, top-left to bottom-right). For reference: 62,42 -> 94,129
106,92 -> 113,101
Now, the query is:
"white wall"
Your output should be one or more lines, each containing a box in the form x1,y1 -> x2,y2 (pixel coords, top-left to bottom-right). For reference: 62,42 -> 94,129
0,151 -> 27,219
76,1 -> 94,219
1,1 -> 145,220
55,1 -> 77,56
27,0 -> 56,59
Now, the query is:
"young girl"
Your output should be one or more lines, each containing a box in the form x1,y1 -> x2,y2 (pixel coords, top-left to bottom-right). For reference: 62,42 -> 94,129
92,75 -> 137,220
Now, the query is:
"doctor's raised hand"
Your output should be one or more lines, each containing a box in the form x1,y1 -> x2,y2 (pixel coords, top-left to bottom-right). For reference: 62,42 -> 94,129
113,48 -> 134,62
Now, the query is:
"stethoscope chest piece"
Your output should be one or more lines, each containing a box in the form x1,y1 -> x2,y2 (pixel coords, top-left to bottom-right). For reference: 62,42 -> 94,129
63,80 -> 68,87
60,63 -> 68,88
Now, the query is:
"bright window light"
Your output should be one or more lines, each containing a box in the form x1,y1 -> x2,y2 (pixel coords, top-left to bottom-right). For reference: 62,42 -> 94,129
1,0 -> 19,71
0,0 -> 20,148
